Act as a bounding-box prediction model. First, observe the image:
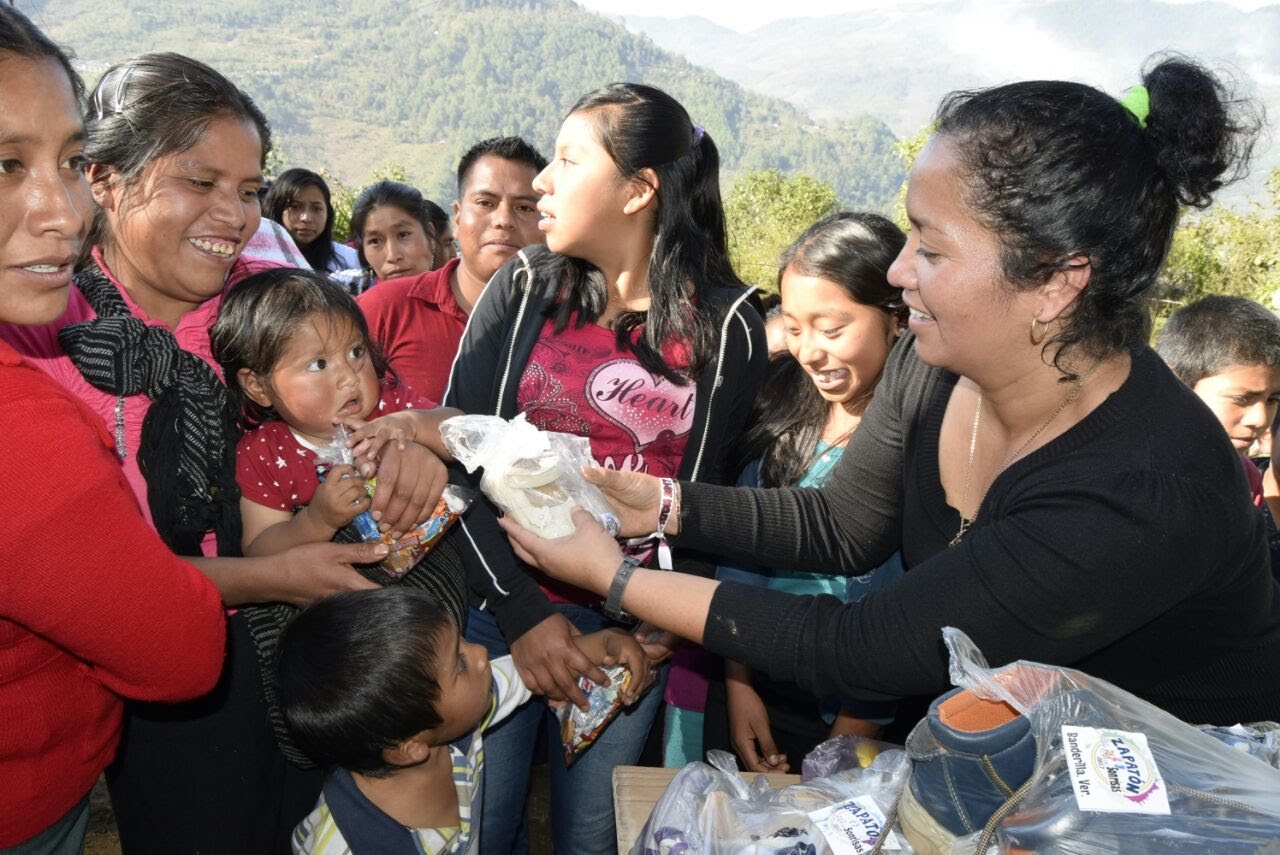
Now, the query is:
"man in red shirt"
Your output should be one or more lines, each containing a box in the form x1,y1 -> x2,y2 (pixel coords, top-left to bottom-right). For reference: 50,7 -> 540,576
359,137 -> 547,401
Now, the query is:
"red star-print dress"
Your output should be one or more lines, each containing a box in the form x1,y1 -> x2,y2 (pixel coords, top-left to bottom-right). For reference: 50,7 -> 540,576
237,377 -> 435,511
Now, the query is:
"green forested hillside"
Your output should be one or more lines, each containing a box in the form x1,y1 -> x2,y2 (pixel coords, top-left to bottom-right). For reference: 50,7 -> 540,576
28,0 -> 904,210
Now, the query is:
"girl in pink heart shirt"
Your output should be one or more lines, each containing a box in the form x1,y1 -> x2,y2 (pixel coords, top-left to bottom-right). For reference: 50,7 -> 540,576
408,83 -> 768,855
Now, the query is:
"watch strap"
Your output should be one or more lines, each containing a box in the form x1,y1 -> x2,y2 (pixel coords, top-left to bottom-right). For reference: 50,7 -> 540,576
603,557 -> 641,621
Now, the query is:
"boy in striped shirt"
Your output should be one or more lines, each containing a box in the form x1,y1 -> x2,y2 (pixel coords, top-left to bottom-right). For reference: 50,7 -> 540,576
278,588 -> 651,854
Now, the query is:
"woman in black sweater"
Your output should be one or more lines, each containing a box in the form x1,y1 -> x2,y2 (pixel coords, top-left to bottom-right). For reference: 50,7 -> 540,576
502,56 -> 1280,726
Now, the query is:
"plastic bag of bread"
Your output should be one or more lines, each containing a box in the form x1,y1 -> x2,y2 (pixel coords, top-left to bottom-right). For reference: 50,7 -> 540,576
440,413 -> 620,538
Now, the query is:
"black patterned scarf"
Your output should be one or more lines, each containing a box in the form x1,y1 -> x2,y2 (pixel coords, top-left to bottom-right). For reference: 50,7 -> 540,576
58,257 -> 242,557
59,257 -> 470,770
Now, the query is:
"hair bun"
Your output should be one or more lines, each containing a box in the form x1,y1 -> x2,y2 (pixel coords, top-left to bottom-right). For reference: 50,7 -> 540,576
1141,53 -> 1262,209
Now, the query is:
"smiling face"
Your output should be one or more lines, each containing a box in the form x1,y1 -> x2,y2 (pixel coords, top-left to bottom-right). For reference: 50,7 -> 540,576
94,114 -> 263,327
281,183 -> 327,249
533,110 -> 637,264
243,311 -> 380,446
1191,362 -> 1280,455
360,204 -> 435,281
0,55 -> 92,326
889,137 -> 1044,377
425,623 -> 493,745
452,154 -> 542,283
780,268 -> 899,405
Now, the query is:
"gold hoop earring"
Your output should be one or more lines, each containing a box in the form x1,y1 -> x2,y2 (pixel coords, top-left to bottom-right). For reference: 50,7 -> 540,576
1030,317 -> 1049,346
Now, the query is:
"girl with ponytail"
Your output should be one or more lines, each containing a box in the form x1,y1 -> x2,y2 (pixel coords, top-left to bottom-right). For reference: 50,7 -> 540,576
439,82 -> 768,854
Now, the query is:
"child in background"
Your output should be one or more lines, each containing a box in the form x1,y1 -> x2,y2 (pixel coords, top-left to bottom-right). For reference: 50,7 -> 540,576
1156,294 -> 1280,508
279,588 -> 652,855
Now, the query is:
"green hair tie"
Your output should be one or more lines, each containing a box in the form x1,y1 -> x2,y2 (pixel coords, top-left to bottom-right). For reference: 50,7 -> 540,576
1119,85 -> 1150,128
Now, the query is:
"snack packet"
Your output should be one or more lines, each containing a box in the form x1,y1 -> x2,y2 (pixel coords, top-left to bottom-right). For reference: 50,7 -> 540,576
372,481 -> 474,577
439,413 -> 620,538
316,426 -> 474,579
557,664 -> 633,765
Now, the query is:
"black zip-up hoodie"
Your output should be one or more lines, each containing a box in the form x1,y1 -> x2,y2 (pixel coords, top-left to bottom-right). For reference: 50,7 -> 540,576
444,245 -> 767,640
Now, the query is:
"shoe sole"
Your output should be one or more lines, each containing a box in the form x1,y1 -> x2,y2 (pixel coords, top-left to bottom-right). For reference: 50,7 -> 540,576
898,784 -> 959,855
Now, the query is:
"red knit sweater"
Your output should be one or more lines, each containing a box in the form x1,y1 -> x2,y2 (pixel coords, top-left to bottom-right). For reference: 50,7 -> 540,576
0,340 -> 227,846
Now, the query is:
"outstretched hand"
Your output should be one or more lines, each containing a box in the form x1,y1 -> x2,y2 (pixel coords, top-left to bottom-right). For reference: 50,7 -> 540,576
727,663 -> 790,773
499,508 -> 622,596
632,621 -> 681,665
274,541 -> 384,606
581,468 -> 669,538
575,628 -> 657,706
509,612 -> 608,709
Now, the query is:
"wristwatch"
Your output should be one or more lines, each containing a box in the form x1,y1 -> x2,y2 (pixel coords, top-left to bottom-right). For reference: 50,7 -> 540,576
602,556 -> 642,623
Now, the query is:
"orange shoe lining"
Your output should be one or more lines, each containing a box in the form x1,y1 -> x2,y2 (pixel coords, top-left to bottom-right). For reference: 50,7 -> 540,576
937,691 -> 1021,733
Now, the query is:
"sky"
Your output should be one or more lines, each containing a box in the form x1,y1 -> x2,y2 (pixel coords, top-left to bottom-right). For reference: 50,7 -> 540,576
576,0 -> 1276,33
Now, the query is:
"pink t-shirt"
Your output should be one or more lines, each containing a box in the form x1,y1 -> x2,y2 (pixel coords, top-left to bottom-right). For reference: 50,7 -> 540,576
517,318 -> 696,603
237,378 -> 435,511
518,318 -> 696,475
0,247 -> 282,557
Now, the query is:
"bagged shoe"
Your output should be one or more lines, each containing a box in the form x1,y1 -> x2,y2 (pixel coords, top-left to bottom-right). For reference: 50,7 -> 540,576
900,628 -> 1280,855
899,687 -> 1036,855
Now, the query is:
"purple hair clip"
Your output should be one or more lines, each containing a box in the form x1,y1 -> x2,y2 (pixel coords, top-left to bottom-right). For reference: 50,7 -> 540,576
692,124 -> 705,145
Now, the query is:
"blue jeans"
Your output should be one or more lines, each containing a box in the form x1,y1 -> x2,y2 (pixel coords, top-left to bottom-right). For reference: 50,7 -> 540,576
467,605 -> 666,855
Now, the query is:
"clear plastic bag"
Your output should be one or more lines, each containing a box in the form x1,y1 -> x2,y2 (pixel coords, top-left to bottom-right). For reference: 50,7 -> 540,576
314,426 -> 474,579
802,735 -> 901,782
440,413 -> 620,538
632,749 -> 913,855
1197,722 -> 1280,771
935,628 -> 1280,854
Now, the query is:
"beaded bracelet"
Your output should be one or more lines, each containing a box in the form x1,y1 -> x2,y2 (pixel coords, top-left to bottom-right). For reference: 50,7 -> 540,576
652,477 -> 676,570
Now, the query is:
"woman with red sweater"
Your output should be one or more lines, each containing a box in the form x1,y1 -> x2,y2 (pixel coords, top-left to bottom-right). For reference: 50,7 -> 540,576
0,9 -> 226,852
2,45 -> 453,852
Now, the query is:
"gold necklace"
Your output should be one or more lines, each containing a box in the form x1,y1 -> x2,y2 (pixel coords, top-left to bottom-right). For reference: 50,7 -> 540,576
950,360 -> 1102,547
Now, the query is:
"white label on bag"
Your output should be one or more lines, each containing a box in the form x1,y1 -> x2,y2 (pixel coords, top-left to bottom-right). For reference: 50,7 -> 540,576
1061,726 -> 1170,814
809,797 -> 902,853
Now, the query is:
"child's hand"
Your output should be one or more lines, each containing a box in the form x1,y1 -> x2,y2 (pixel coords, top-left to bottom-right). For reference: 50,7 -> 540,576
575,628 -> 656,706
632,621 -> 681,664
726,662 -> 788,773
310,464 -> 371,530
342,412 -> 417,471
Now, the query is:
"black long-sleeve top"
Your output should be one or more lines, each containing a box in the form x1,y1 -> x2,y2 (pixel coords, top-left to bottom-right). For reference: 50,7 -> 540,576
682,335 -> 1280,725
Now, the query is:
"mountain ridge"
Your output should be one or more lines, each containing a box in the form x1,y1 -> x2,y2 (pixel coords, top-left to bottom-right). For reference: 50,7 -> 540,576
26,0 -> 904,210
619,0 -> 1280,199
